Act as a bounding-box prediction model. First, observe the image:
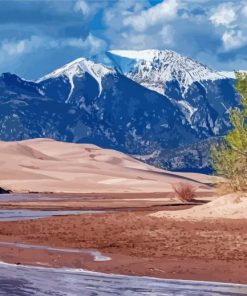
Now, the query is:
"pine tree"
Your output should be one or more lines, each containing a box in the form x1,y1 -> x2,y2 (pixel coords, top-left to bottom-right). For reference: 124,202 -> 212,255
211,72 -> 247,191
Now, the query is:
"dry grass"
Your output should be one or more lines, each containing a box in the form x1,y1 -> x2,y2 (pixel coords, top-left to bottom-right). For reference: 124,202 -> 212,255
214,182 -> 233,196
214,181 -> 247,196
172,182 -> 196,202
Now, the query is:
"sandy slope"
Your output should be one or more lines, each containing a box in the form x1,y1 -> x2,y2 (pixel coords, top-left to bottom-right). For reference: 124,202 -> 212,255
0,138 -> 211,193
153,194 -> 247,220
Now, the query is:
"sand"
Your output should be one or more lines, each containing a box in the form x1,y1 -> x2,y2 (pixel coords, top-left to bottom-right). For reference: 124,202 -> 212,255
0,138 -> 211,194
152,193 -> 247,220
0,211 -> 247,283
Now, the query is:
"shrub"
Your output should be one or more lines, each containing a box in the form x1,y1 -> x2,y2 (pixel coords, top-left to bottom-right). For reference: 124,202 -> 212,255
211,72 -> 247,192
172,182 -> 196,202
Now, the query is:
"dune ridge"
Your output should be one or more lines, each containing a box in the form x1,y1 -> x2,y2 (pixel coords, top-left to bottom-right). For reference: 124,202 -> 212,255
0,138 -> 211,193
152,194 -> 247,220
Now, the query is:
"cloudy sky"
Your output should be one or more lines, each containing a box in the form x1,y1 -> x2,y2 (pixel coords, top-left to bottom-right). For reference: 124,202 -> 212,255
0,0 -> 247,79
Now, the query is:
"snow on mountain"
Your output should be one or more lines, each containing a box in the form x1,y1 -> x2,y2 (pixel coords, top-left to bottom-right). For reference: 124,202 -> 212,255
109,50 -> 159,62
105,49 -> 240,128
38,58 -> 114,101
107,49 -> 226,96
219,70 -> 247,79
1,50 -> 242,172
176,100 -> 197,123
36,50 -> 239,142
219,71 -> 236,79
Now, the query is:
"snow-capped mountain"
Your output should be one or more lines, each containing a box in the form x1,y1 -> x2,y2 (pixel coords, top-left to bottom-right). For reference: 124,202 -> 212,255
37,58 -> 198,153
0,49 -> 242,172
106,49 -> 226,96
38,58 -> 114,101
218,70 -> 247,79
103,49 -> 239,135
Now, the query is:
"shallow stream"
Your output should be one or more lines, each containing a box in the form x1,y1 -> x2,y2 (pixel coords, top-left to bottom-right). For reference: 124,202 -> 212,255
0,262 -> 247,296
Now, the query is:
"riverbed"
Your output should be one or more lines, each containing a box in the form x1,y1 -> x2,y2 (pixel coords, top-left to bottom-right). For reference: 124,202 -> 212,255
0,262 -> 247,296
0,209 -> 104,221
0,193 -> 246,286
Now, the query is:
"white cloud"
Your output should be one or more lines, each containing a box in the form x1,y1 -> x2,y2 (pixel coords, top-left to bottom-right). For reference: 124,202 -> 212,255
208,1 -> 247,52
1,36 -> 43,56
3,0 -> 247,74
123,0 -> 179,32
74,0 -> 91,17
109,26 -> 174,51
0,34 -> 106,59
222,29 -> 247,51
103,0 -> 148,28
63,34 -> 106,55
101,0 -> 247,60
242,4 -> 247,17
158,25 -> 174,45
196,50 -> 247,71
74,0 -> 108,19
120,33 -> 147,49
210,3 -> 237,27
102,0 -> 178,51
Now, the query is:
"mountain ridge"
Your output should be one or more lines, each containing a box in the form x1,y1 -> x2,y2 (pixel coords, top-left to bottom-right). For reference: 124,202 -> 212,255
106,49 -> 227,96
0,49 -> 242,172
38,57 -> 115,101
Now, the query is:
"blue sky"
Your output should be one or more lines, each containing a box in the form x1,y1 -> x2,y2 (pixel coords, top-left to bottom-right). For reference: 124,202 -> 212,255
0,0 -> 247,79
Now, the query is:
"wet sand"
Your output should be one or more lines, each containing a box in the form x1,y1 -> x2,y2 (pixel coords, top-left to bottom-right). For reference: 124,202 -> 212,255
2,262 -> 247,296
0,209 -> 105,221
0,192 -> 214,210
0,209 -> 246,284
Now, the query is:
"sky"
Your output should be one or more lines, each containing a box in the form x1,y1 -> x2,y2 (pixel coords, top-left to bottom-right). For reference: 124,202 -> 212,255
0,0 -> 247,79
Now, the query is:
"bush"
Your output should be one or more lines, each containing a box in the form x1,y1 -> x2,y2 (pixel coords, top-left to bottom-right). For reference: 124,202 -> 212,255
172,182 -> 196,202
211,72 -> 247,192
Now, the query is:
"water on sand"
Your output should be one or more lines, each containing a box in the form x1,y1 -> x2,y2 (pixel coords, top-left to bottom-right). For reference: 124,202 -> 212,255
0,262 -> 247,296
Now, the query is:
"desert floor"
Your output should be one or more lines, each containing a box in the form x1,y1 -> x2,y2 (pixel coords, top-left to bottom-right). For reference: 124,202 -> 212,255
0,193 -> 246,284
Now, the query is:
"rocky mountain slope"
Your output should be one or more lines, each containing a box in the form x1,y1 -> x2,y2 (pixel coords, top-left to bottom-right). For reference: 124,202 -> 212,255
0,50 -> 242,172
106,49 -> 225,95
104,50 -> 239,137
134,137 -> 222,174
37,57 -> 200,153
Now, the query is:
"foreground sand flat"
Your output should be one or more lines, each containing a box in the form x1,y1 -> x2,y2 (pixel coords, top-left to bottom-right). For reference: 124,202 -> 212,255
0,210 -> 246,284
0,138 -> 211,193
2,138 -> 243,284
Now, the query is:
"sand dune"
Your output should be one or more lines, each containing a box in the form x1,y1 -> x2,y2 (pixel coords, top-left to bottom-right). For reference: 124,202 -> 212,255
0,138 -> 211,193
152,194 -> 247,220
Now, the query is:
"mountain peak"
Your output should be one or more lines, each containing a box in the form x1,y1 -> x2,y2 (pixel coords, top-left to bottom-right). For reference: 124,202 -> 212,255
106,49 -> 226,95
38,57 -> 113,82
108,49 -> 178,62
38,57 -> 114,99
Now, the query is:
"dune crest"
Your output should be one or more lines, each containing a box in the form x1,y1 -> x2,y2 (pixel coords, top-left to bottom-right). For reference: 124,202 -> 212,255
0,139 -> 211,193
152,194 -> 247,220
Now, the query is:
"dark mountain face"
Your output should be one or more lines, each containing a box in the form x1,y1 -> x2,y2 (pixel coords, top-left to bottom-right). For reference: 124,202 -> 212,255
183,78 -> 239,137
0,71 -> 197,153
0,51 -> 241,172
104,50 -> 240,139
0,73 -> 85,142
39,71 -> 199,154
134,137 -> 223,174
